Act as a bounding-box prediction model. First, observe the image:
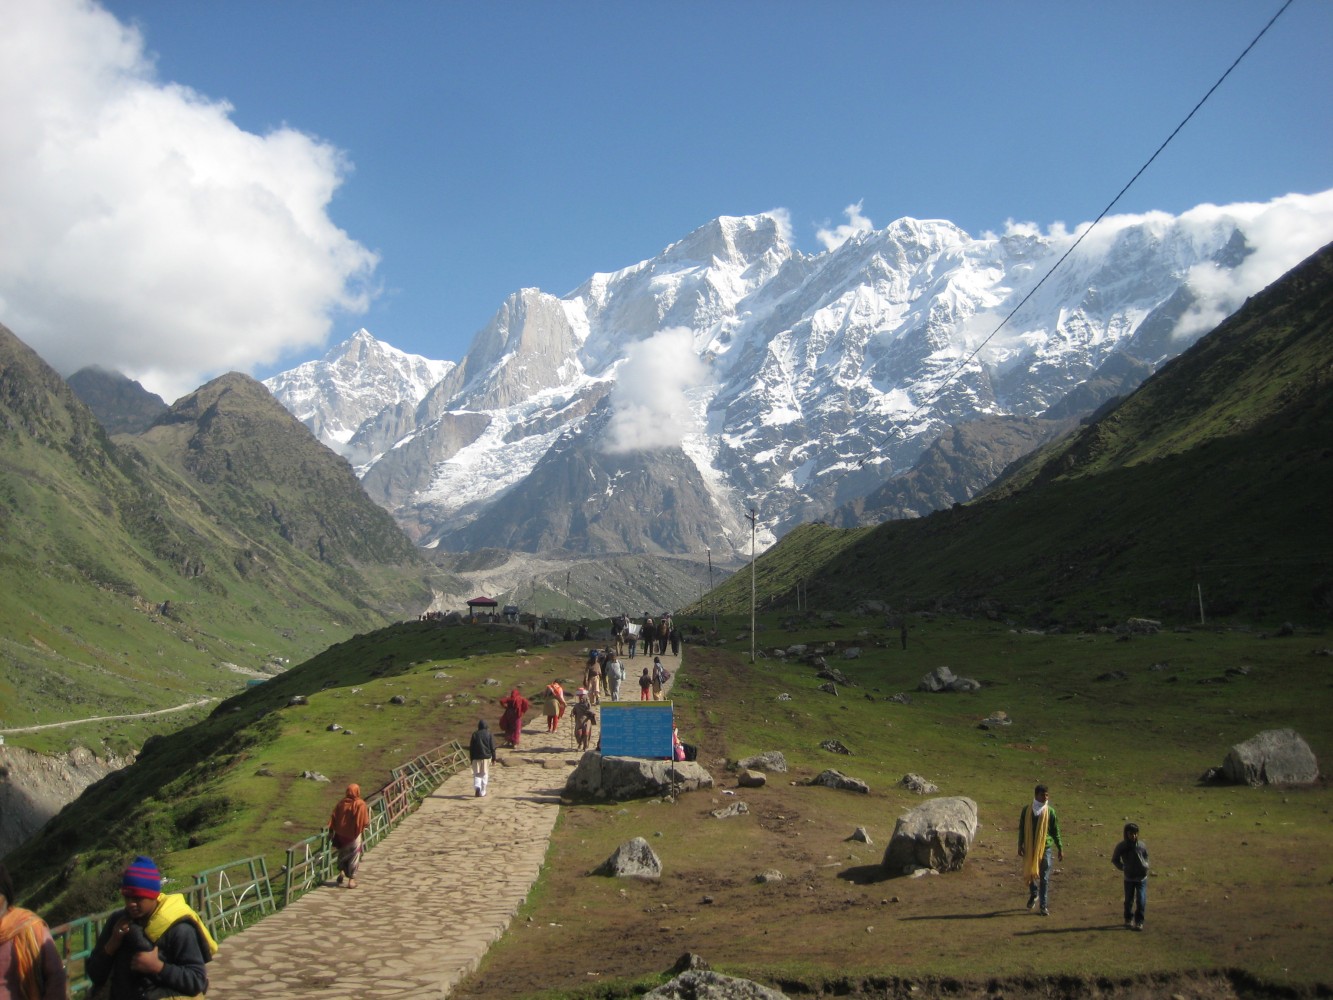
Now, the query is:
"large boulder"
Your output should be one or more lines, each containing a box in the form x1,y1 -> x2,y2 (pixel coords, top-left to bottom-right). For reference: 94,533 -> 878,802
882,796 -> 979,874
1220,729 -> 1319,786
592,836 -> 662,879
737,751 -> 787,773
918,666 -> 981,693
809,769 -> 869,794
564,754 -> 713,800
645,970 -> 789,1000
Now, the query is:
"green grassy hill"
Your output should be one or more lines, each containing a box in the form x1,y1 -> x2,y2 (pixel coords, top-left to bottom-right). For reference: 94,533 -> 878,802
0,326 -> 450,750
4,617 -> 570,921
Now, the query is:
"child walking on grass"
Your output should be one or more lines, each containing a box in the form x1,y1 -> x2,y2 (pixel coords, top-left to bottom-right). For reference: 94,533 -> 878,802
1111,821 -> 1149,930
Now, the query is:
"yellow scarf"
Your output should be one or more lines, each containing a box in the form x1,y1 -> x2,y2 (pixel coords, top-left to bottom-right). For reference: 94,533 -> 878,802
1022,805 -> 1050,882
0,906 -> 48,1000
143,893 -> 219,959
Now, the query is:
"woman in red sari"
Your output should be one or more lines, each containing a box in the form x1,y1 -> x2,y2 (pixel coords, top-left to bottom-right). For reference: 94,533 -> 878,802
498,688 -> 530,748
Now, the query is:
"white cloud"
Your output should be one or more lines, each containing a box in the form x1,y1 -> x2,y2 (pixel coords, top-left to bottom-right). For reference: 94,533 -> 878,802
816,200 -> 876,251
602,327 -> 706,453
1170,191 -> 1333,341
0,0 -> 377,403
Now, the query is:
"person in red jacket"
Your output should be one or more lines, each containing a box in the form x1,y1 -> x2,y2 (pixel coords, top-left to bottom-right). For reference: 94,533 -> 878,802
499,687 -> 530,748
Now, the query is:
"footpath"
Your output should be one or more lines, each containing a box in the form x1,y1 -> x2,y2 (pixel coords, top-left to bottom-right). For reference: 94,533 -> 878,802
204,751 -> 567,998
206,654 -> 678,998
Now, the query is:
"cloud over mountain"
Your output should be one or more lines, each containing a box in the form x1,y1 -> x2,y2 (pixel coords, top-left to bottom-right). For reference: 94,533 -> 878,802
0,0 -> 377,403
603,328 -> 707,453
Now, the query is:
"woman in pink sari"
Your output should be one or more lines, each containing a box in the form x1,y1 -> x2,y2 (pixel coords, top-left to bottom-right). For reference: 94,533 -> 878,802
498,688 -> 530,748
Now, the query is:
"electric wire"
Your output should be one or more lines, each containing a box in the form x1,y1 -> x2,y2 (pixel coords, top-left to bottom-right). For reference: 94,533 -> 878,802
849,0 -> 1296,474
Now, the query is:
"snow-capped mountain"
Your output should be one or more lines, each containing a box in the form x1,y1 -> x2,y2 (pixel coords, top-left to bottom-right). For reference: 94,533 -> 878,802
266,195 -> 1333,561
263,329 -> 453,466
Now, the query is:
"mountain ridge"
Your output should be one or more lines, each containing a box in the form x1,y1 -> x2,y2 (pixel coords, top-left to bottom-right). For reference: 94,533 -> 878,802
259,196 -> 1331,564
0,322 -> 441,740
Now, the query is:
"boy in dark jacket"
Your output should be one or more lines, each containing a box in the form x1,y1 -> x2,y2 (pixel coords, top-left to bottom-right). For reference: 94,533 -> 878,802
1111,822 -> 1150,930
86,855 -> 217,998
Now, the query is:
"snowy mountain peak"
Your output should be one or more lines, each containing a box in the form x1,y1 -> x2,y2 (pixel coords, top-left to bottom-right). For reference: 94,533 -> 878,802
263,330 -> 452,454
661,213 -> 792,268
267,192 -> 1333,561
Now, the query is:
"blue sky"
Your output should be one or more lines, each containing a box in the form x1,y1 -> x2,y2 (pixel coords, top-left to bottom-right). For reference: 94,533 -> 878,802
2,0 -> 1330,402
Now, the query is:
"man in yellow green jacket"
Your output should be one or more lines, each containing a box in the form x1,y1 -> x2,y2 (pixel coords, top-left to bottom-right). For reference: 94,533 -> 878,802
1017,784 -> 1065,916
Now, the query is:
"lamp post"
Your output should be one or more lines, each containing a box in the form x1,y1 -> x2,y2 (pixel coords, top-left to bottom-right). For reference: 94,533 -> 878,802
745,507 -> 757,664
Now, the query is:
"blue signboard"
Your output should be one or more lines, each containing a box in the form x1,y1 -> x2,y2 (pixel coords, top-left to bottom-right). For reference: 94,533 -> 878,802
600,702 -> 674,759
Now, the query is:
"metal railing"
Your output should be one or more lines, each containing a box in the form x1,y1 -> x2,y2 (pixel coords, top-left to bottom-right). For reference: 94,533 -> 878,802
50,740 -> 468,998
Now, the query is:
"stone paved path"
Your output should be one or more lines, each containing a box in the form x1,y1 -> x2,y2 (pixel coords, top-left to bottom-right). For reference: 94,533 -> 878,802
206,648 -> 679,998
205,749 -> 572,998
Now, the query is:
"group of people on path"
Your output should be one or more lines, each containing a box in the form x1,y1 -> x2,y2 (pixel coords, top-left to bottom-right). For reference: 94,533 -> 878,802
1017,783 -> 1150,930
610,613 -> 680,659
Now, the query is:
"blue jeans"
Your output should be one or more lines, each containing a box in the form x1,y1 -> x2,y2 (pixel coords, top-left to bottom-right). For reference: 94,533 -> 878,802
1027,847 -> 1054,909
1123,879 -> 1147,923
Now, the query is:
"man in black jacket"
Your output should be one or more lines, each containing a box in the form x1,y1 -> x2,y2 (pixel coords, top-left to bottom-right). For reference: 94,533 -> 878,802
469,719 -> 497,797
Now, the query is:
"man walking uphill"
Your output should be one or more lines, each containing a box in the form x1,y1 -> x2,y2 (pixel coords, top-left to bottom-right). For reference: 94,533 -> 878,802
469,719 -> 497,797
1017,783 -> 1064,916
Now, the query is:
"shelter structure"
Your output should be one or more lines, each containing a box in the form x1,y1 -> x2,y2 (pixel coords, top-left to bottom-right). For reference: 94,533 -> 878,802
466,595 -> 498,622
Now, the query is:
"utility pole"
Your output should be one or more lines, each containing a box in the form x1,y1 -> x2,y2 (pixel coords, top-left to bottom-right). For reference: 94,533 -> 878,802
745,507 -> 758,664
707,547 -> 715,630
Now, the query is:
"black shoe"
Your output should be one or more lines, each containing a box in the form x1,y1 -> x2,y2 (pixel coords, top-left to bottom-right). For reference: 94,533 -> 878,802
1132,921 -> 1144,931
475,788 -> 481,797
1039,907 -> 1049,916
1026,895 -> 1037,911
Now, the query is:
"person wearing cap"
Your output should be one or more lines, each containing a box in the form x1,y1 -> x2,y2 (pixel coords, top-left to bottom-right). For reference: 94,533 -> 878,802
86,855 -> 217,999
0,862 -> 68,1000
469,719 -> 497,797
328,784 -> 371,887
571,689 -> 597,751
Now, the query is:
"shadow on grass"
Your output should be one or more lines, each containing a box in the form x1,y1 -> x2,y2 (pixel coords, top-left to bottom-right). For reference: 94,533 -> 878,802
1011,923 -> 1129,936
897,909 -> 1026,920
838,864 -> 891,884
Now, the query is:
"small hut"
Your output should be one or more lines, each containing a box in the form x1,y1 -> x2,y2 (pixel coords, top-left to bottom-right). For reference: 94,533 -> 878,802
466,595 -> 498,622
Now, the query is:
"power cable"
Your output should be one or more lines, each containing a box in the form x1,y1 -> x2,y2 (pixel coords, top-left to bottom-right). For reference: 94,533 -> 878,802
850,0 -> 1296,473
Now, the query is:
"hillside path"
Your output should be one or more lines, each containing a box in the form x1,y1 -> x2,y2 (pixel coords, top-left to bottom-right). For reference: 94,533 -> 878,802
206,645 -> 680,998
204,753 -> 568,998
0,698 -> 215,735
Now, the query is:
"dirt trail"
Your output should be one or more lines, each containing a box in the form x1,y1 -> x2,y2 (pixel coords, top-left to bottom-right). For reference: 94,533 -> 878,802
0,698 -> 215,735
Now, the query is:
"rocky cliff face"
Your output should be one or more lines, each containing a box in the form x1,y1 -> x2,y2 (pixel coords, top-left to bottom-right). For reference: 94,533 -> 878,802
0,745 -> 130,858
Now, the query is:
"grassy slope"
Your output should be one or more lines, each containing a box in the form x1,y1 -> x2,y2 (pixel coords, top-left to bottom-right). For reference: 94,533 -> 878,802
0,342 -> 444,748
453,611 -> 1332,998
5,618 -> 589,921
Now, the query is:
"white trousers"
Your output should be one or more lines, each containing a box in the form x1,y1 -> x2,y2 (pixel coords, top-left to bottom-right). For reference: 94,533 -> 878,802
472,759 -> 490,795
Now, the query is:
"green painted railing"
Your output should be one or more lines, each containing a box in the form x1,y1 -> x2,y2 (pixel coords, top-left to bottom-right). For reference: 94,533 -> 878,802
50,740 -> 469,998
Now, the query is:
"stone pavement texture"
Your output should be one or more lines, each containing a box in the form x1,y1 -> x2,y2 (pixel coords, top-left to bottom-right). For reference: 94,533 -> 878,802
206,647 -> 680,998
205,749 -> 571,998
